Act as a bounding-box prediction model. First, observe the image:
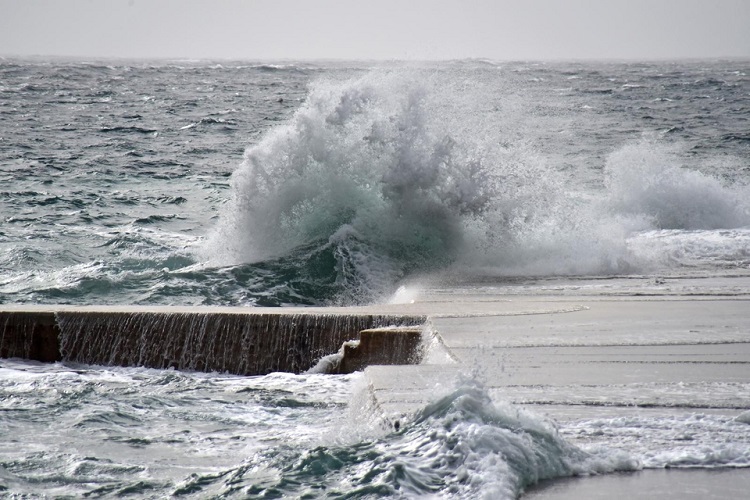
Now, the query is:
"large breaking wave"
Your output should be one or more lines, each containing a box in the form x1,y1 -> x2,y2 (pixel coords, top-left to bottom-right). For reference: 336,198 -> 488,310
201,71 -> 510,303
201,70 -> 750,305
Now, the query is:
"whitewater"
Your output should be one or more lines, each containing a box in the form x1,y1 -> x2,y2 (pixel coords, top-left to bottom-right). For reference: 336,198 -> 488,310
1,58 -> 749,497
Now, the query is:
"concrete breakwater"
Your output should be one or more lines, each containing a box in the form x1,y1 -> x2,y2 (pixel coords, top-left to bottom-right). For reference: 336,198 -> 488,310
0,306 -> 426,375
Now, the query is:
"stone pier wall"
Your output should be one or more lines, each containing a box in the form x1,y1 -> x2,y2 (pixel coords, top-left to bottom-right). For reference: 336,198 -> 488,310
0,308 -> 425,375
0,310 -> 61,363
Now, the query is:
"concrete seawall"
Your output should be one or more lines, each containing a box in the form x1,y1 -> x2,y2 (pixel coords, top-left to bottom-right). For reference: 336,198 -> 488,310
0,306 -> 426,375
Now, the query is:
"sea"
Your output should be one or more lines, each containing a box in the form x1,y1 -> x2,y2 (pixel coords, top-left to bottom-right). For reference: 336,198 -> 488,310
1,57 -> 749,497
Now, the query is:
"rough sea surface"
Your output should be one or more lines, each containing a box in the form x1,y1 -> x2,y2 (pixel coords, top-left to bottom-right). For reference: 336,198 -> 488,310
2,58 -> 748,307
1,58 -> 749,497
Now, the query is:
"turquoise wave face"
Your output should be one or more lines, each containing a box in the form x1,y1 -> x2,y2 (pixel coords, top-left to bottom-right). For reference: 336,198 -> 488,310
209,385 -> 627,499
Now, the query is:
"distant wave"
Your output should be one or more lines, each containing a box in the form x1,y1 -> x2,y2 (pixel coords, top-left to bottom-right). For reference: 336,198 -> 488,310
99,126 -> 157,134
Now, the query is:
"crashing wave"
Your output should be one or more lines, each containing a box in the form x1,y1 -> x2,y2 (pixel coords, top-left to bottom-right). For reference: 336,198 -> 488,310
200,70 -> 750,304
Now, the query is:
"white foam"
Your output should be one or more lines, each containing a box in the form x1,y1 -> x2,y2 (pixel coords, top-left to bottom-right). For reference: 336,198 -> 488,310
389,284 -> 420,304
563,413 -> 750,469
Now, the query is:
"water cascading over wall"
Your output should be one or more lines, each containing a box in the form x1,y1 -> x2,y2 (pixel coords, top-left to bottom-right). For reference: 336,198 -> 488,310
0,309 -> 426,375
0,311 -> 60,363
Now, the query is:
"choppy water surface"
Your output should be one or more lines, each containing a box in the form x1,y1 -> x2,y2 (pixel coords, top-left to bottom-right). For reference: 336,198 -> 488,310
3,360 -> 749,498
0,360 -> 362,497
1,58 -> 750,497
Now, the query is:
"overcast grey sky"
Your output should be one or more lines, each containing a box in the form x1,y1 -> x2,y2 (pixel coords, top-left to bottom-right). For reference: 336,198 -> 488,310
1,0 -> 749,61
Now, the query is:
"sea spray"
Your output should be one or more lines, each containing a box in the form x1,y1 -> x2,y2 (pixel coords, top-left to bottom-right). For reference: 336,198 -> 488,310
602,137 -> 750,273
200,69 -> 750,303
604,135 -> 750,231
199,70 -> 566,303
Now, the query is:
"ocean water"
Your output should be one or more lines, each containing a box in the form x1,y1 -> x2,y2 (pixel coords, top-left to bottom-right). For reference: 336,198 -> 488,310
1,58 -> 750,497
2,58 -> 748,307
